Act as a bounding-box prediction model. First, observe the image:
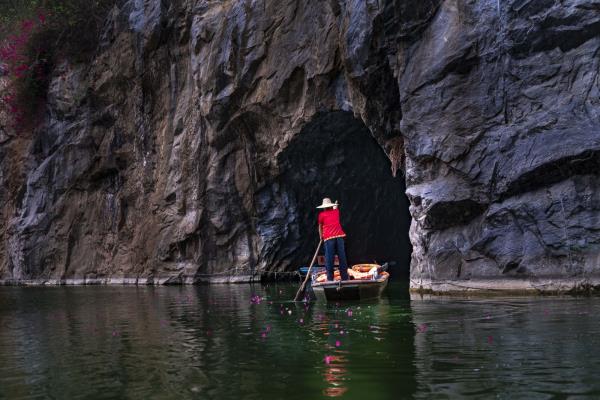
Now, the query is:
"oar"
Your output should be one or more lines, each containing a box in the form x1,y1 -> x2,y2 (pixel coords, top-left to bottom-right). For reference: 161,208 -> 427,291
293,239 -> 323,302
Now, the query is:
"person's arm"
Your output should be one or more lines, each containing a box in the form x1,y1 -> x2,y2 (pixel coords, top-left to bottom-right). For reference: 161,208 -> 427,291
318,213 -> 323,239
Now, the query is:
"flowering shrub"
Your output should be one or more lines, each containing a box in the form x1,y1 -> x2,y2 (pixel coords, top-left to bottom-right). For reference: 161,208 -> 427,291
0,13 -> 49,131
0,1 -> 118,133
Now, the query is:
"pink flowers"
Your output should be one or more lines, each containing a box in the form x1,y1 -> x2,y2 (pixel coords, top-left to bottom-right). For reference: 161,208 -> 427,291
260,325 -> 271,339
250,294 -> 262,304
335,340 -> 341,347
16,64 -> 29,73
0,10 -> 49,132
324,355 -> 333,364
21,20 -> 35,32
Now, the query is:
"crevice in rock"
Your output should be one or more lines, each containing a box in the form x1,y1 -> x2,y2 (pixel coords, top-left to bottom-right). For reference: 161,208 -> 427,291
422,199 -> 488,231
501,149 -> 600,200
381,0 -> 443,42
509,10 -> 600,57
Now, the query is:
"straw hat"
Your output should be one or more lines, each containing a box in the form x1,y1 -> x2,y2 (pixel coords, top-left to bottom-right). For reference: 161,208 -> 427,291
316,198 -> 338,209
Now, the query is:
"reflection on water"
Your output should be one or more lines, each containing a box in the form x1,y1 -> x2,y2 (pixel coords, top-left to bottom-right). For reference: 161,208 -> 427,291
323,353 -> 348,397
0,284 -> 415,400
409,296 -> 600,398
1,284 -> 600,398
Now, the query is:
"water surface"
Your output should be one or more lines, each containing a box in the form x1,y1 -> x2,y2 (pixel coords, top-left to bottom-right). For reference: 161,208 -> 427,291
1,283 -> 600,399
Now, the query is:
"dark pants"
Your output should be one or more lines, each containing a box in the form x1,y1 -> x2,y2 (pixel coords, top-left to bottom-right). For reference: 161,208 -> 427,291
324,237 -> 349,281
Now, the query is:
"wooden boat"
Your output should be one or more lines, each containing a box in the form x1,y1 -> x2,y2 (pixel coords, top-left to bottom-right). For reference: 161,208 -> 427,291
310,264 -> 390,302
298,266 -> 310,277
298,255 -> 339,278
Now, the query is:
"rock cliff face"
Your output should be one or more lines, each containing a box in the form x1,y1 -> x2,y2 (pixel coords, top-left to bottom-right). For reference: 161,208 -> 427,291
0,0 -> 599,292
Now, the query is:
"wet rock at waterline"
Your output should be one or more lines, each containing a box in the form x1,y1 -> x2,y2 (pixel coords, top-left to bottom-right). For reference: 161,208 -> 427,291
0,0 -> 599,293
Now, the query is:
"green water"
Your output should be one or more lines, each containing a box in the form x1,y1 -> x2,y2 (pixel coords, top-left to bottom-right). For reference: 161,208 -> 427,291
1,283 -> 600,399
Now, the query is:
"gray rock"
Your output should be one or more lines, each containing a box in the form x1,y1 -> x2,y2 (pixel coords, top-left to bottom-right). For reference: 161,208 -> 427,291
0,0 -> 599,293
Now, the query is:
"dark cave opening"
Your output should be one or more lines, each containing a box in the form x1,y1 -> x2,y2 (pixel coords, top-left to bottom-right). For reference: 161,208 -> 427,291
278,111 -> 412,279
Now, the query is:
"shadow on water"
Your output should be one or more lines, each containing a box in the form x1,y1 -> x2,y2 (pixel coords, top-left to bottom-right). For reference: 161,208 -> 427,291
3,283 -> 600,398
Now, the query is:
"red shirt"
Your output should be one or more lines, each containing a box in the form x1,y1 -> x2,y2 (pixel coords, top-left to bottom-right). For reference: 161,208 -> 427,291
318,209 -> 346,241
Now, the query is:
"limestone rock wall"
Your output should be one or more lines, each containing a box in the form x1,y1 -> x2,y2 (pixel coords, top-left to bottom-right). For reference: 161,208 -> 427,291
402,0 -> 600,292
0,0 -> 599,291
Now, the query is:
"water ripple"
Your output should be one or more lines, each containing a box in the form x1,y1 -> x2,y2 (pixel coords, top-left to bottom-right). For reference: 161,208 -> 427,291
2,285 -> 600,399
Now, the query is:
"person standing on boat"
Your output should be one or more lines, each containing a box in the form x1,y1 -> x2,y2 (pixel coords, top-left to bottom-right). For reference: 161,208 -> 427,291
317,198 -> 350,281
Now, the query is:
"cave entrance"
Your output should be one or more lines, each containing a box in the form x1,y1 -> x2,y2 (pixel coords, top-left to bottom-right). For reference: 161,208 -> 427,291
278,111 -> 412,279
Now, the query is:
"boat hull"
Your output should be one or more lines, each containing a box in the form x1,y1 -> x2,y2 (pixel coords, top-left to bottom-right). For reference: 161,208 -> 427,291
311,275 -> 389,302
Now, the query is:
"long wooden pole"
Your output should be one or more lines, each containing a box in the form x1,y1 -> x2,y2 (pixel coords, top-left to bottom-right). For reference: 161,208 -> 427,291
293,240 -> 323,302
